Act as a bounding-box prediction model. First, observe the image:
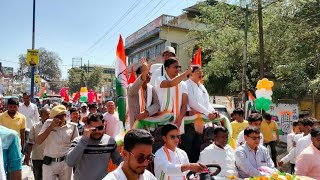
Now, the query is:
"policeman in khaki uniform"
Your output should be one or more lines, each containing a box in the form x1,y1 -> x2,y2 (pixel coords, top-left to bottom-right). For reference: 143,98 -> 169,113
36,105 -> 79,180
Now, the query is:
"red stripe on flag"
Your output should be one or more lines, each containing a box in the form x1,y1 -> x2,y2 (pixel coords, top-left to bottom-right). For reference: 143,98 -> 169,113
116,35 -> 126,63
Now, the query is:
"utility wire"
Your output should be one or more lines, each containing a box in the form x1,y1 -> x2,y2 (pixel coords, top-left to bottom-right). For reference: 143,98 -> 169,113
84,0 -> 143,54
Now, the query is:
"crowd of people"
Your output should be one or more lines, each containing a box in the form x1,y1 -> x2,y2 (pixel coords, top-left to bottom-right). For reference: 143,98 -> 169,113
0,46 -> 319,180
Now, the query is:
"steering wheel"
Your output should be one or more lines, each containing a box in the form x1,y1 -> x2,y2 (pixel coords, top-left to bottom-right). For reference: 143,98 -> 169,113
186,164 -> 222,180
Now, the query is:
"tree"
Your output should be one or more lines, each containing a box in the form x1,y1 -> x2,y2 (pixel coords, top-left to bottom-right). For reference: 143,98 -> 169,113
67,67 -> 86,94
17,48 -> 63,92
189,0 -> 320,99
67,66 -> 105,94
87,66 -> 104,91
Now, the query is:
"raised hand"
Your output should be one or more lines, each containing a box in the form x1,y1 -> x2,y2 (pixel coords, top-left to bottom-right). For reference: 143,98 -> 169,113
140,57 -> 150,80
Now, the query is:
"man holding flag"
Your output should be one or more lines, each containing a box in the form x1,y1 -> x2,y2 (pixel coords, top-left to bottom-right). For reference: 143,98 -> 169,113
127,58 -> 160,128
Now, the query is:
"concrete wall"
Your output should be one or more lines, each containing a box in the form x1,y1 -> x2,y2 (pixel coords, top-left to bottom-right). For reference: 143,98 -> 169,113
160,26 -> 193,71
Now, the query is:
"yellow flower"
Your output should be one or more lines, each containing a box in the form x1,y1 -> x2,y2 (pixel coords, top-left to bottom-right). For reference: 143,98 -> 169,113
285,173 -> 292,180
228,175 -> 237,179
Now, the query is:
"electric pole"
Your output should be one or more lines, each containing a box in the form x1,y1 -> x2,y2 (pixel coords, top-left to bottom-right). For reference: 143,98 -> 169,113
258,0 -> 265,79
242,4 -> 249,108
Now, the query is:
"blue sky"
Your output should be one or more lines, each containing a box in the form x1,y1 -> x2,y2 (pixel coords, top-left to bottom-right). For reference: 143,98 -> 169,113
0,0 -> 199,79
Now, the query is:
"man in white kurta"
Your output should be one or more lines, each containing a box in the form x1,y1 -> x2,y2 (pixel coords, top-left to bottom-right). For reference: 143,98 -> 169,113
198,126 -> 238,178
154,57 -> 191,133
185,66 -> 217,120
149,46 -> 176,87
154,124 -> 206,180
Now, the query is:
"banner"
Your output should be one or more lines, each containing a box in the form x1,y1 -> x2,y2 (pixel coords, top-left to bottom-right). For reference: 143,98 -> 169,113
267,103 -> 299,142
215,96 -> 235,114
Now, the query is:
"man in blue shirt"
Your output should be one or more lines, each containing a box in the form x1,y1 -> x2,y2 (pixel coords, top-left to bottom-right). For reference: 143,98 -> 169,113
235,126 -> 276,178
0,125 -> 22,179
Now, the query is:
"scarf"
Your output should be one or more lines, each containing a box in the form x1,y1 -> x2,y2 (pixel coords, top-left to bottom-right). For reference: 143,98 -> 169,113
138,84 -> 153,112
161,145 -> 187,180
163,74 -> 185,134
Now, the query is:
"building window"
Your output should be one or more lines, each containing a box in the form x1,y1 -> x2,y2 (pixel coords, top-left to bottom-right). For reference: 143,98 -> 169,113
171,42 -> 177,54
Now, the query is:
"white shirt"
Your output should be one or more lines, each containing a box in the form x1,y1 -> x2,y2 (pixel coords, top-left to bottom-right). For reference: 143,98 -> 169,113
295,134 -> 311,158
287,133 -> 302,152
280,134 -> 304,164
154,146 -> 189,180
198,144 -> 238,177
185,79 -> 214,116
103,111 -> 123,138
149,63 -> 163,87
236,129 -> 264,147
19,102 -> 39,131
0,139 -> 6,180
103,162 -> 156,180
154,76 -> 188,112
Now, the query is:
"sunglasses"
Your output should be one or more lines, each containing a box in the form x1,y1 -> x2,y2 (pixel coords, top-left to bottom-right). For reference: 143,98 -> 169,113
169,135 -> 181,140
92,125 -> 104,131
171,65 -> 181,69
129,152 -> 154,164
248,136 -> 262,141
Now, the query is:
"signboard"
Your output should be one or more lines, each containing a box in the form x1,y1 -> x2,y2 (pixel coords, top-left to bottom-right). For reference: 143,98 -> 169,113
126,16 -> 163,47
34,75 -> 41,87
267,103 -> 299,142
214,96 -> 235,113
27,49 -> 39,66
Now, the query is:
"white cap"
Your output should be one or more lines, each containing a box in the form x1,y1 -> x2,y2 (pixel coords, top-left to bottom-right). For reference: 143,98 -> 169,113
81,103 -> 87,107
162,46 -> 176,56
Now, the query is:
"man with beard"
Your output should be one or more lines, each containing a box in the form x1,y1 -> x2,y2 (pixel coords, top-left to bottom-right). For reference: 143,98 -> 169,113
103,129 -> 156,180
0,98 -> 26,149
36,105 -> 79,180
19,92 -> 40,153
66,113 -> 123,180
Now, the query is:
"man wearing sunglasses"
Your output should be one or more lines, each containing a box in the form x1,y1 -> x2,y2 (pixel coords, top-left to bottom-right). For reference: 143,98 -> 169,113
36,105 -> 79,180
66,113 -> 123,180
154,57 -> 192,131
154,124 -> 207,180
235,126 -> 276,178
103,129 -> 156,180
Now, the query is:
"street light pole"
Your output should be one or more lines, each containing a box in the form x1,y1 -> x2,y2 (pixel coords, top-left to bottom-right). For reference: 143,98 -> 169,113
30,0 -> 36,102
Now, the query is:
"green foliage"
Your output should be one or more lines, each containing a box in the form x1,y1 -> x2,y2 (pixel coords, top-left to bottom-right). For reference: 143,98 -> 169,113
190,0 -> 320,99
17,48 -> 63,92
67,66 -> 105,94
67,67 -> 86,94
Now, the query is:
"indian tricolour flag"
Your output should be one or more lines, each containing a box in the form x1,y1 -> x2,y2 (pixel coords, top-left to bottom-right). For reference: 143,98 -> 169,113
39,84 -> 47,99
115,35 -> 128,127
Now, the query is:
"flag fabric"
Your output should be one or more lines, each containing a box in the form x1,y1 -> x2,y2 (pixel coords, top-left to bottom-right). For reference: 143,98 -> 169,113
193,47 -> 202,66
80,87 -> 88,102
128,66 -> 136,84
248,91 -> 256,107
115,35 -> 128,127
39,84 -> 47,99
73,92 -> 80,102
